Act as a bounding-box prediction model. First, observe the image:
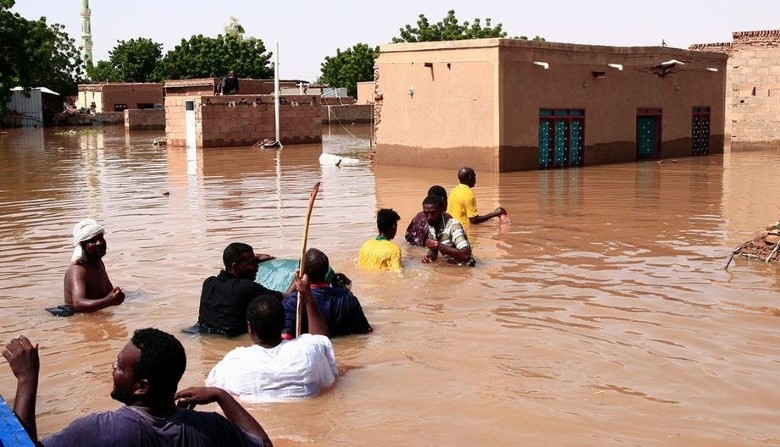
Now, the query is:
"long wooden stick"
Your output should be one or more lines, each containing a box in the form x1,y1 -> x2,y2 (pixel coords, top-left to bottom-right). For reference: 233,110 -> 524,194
296,182 -> 321,337
725,239 -> 752,270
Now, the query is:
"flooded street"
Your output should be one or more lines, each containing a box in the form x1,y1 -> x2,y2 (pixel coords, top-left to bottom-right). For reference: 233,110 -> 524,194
1,125 -> 779,446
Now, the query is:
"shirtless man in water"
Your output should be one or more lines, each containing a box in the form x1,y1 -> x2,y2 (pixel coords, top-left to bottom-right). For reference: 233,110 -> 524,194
63,219 -> 124,313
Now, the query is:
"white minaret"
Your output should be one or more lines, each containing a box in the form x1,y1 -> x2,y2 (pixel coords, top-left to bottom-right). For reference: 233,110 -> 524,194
80,0 -> 93,65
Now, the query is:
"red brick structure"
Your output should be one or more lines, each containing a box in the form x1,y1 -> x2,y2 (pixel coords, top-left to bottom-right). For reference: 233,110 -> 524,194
691,29 -> 780,144
373,38 -> 727,172
164,79 -> 322,147
77,83 -> 163,113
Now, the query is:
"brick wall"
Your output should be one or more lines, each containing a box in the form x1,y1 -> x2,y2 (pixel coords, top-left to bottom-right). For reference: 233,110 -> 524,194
165,94 -> 322,147
125,108 -> 165,130
692,29 -> 780,143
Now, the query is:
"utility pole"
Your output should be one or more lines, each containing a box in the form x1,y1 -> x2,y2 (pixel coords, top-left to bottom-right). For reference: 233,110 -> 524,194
80,0 -> 93,65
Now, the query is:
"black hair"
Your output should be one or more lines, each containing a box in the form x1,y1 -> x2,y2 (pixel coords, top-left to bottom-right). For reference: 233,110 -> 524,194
306,248 -> 329,283
423,194 -> 444,208
223,242 -> 253,269
131,328 -> 186,399
427,185 -> 447,201
377,208 -> 400,233
247,295 -> 285,340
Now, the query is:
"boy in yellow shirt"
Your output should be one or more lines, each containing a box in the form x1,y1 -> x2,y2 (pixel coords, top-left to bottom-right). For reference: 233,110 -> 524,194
358,209 -> 402,271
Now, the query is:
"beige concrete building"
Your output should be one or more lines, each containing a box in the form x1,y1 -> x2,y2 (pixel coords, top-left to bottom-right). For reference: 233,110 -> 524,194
77,83 -> 163,112
691,29 -> 780,145
373,38 -> 727,172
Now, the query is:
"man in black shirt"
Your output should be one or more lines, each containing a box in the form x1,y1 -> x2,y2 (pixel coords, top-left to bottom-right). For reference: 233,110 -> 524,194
195,243 -> 283,336
216,70 -> 239,95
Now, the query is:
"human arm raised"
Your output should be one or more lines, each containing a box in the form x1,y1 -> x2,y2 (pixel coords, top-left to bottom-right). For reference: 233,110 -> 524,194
3,335 -> 40,442
295,273 -> 329,337
175,386 -> 271,446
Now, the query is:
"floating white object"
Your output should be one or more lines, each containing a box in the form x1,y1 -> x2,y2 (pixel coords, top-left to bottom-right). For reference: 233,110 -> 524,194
532,61 -> 549,69
319,153 -> 360,167
607,63 -> 623,71
660,59 -> 685,66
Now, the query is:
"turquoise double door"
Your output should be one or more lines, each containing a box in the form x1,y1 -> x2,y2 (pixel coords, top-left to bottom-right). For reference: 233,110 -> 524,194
538,109 -> 584,169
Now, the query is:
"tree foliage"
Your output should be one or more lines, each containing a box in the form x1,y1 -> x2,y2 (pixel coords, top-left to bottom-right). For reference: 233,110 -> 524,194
392,10 -> 544,43
0,2 -> 83,113
392,10 -> 507,42
319,43 -> 379,97
156,34 -> 272,80
87,37 -> 163,83
86,60 -> 121,82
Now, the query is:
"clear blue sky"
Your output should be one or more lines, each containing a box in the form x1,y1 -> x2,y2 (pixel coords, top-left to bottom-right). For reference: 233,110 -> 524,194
11,0 -> 780,82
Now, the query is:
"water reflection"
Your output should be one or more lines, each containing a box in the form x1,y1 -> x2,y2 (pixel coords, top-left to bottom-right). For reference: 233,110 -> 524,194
0,126 -> 779,446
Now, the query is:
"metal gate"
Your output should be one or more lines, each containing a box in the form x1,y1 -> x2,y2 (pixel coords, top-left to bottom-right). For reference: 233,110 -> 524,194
538,109 -> 584,169
691,106 -> 710,156
636,108 -> 662,159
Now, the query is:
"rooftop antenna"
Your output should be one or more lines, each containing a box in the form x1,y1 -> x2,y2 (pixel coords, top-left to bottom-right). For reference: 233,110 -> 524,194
80,0 -> 93,65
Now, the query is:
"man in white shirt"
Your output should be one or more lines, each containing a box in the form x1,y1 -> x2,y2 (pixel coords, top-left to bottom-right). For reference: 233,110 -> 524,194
206,274 -> 338,401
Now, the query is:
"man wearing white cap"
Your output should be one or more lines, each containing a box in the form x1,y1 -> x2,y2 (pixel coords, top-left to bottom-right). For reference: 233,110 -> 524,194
59,218 -> 124,315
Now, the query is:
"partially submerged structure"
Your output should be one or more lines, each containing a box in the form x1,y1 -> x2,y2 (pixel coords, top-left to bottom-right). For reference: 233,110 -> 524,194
5,87 -> 59,127
373,38 -> 727,172
164,78 -> 322,147
690,29 -> 780,145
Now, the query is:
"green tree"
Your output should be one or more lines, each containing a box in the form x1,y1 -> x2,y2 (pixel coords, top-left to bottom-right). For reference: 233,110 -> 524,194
0,1 -> 83,114
105,38 -> 163,82
319,43 -> 379,97
87,38 -> 162,83
156,34 -> 272,80
85,60 -> 121,82
393,10 -> 507,42
392,10 -> 544,43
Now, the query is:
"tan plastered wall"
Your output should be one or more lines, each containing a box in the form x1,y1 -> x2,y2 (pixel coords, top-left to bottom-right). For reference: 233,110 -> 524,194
497,42 -> 726,170
375,39 -> 726,172
356,81 -> 374,105
374,41 -> 499,171
77,90 -> 102,112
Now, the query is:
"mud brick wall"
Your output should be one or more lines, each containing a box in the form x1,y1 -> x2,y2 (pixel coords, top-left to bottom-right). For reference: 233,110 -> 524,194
693,29 -> 780,143
100,84 -> 163,111
125,108 -> 165,130
165,94 -> 322,147
164,95 -> 189,146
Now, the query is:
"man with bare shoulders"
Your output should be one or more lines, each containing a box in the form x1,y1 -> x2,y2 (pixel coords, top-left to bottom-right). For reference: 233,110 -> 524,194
61,219 -> 124,315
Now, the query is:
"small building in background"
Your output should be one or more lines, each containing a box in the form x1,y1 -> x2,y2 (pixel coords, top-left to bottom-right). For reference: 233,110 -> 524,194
373,38 -> 727,172
77,83 -> 163,113
690,29 -> 780,146
6,87 -> 59,127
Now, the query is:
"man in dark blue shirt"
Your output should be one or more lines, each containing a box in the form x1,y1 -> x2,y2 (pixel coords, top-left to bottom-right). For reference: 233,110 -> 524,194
283,248 -> 372,337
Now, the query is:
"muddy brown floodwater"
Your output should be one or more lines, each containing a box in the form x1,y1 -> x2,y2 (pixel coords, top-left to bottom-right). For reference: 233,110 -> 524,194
0,125 -> 779,446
